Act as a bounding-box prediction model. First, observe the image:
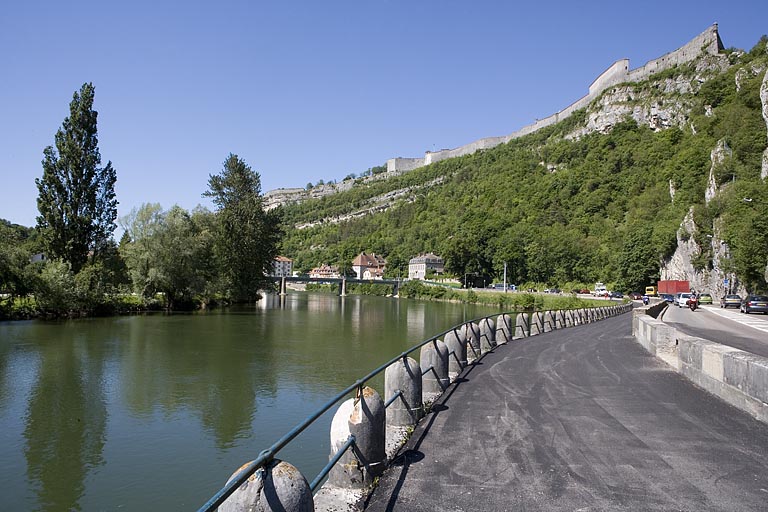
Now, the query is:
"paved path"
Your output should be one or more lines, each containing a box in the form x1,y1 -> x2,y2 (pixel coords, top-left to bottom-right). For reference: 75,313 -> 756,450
364,313 -> 768,511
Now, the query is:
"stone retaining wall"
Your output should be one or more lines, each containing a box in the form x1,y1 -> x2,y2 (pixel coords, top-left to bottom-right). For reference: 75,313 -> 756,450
632,307 -> 768,423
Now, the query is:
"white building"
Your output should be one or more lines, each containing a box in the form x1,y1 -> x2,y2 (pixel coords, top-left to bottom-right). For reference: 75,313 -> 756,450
308,264 -> 341,279
352,252 -> 387,280
408,253 -> 445,280
272,256 -> 293,277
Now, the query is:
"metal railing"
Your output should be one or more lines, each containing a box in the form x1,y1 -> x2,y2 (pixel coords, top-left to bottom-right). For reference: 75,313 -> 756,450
196,304 -> 627,510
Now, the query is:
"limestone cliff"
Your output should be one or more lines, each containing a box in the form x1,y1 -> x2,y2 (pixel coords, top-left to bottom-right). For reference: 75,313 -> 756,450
659,65 -> 768,296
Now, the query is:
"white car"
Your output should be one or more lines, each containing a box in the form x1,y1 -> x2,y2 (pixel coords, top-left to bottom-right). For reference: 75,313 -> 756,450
676,292 -> 692,308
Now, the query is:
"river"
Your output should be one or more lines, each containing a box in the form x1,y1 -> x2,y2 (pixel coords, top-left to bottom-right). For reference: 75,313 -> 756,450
0,292 -> 501,511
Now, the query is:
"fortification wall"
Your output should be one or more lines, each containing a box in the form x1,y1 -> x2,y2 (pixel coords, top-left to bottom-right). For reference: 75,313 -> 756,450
388,24 -> 722,173
589,59 -> 630,95
387,157 -> 425,173
628,23 -> 723,82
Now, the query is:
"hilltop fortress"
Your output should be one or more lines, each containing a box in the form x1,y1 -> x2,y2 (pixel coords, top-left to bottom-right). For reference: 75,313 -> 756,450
386,24 -> 724,174
265,25 -> 724,209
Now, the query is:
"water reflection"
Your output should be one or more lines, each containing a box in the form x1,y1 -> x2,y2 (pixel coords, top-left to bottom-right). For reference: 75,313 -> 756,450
23,329 -> 107,511
0,294 -> 500,510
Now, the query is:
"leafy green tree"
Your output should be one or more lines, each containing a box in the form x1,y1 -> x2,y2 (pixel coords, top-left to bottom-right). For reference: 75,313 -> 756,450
204,154 -> 282,301
120,204 -> 216,309
0,220 -> 33,299
35,83 -> 117,274
617,224 -> 659,292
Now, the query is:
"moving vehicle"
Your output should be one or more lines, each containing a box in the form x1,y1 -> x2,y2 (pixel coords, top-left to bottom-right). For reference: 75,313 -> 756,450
658,280 -> 690,295
698,293 -> 713,305
629,292 -> 642,300
740,295 -> 768,314
645,286 -> 657,297
593,283 -> 607,297
610,291 -> 624,299
660,293 -> 675,303
687,295 -> 698,311
720,294 -> 742,308
676,292 -> 692,308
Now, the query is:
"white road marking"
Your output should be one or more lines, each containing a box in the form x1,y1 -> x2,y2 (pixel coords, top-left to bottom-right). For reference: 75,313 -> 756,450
702,306 -> 768,334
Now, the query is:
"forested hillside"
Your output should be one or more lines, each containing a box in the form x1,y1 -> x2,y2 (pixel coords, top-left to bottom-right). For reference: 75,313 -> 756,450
280,37 -> 768,294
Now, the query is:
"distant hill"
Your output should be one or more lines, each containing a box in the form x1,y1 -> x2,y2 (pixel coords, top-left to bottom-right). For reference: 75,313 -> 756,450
278,30 -> 768,296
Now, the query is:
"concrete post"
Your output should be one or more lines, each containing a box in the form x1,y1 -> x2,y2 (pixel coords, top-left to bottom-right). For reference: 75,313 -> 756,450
479,317 -> 496,353
530,312 -> 542,336
280,277 -> 287,296
328,387 -> 386,489
464,322 -> 481,364
565,310 -> 573,327
385,357 -> 423,427
514,312 -> 530,339
340,278 -> 347,297
543,311 -> 554,333
444,328 -> 467,381
495,314 -> 513,344
219,459 -> 313,512
420,339 -> 449,404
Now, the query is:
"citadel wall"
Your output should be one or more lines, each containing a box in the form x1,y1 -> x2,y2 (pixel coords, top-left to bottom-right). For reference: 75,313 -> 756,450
386,24 -> 722,174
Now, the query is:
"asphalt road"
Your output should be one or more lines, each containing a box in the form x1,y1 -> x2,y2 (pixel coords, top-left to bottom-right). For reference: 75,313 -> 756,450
661,302 -> 768,357
364,313 -> 768,512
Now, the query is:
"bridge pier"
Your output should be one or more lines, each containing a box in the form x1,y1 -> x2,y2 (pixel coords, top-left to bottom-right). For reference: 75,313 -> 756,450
280,277 -> 287,296
339,277 -> 347,297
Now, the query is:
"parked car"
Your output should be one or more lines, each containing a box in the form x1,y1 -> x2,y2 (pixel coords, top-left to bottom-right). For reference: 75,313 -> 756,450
740,295 -> 768,314
660,293 -> 675,303
676,292 -> 692,308
698,293 -> 713,305
720,294 -> 742,308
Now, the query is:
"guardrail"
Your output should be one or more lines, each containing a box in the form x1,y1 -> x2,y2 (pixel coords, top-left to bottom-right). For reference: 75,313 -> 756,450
200,303 -> 632,511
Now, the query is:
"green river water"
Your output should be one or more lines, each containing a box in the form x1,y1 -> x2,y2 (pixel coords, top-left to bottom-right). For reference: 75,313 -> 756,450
0,292 -> 501,511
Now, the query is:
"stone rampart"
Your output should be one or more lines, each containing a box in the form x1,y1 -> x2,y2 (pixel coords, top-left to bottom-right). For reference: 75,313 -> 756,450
387,24 -> 722,174
633,306 -> 768,424
589,59 -> 630,95
628,23 -> 723,82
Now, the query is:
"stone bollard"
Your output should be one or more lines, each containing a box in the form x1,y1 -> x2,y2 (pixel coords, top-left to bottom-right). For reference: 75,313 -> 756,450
557,310 -> 567,329
464,322 -> 481,363
219,459 -> 313,512
530,312 -> 542,336
495,314 -> 513,344
328,386 -> 386,489
514,312 -> 530,339
385,357 -> 423,428
542,311 -> 554,333
444,327 -> 467,381
479,317 -> 496,353
420,339 -> 449,404
564,310 -> 573,327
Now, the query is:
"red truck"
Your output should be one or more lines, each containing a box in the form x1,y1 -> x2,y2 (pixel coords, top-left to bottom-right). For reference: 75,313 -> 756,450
657,280 -> 690,295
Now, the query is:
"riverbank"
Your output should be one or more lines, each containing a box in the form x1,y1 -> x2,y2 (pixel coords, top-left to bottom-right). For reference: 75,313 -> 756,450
307,280 -> 616,310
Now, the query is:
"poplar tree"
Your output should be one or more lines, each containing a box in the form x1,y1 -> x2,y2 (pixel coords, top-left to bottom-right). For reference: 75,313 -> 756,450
204,154 -> 282,301
36,83 -> 117,274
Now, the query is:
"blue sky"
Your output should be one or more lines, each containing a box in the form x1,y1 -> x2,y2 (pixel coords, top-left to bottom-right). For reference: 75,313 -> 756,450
1,1 -> 767,229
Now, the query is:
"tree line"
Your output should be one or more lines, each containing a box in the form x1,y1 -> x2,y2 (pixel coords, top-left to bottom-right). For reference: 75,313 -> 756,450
0,83 -> 282,318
